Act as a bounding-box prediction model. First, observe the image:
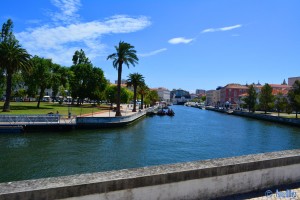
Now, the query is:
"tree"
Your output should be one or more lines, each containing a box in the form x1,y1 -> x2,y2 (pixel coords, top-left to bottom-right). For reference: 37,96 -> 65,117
259,83 -> 274,114
1,19 -> 15,43
288,80 -> 300,118
127,73 -> 144,112
275,93 -> 288,117
69,63 -> 92,104
105,85 -> 133,106
282,79 -> 287,85
23,56 -> 53,108
51,64 -> 70,101
244,84 -> 257,112
88,67 -> 107,103
107,41 -> 139,116
72,49 -> 91,65
70,50 -> 107,104
145,90 -> 159,106
138,83 -> 149,109
0,19 -> 32,111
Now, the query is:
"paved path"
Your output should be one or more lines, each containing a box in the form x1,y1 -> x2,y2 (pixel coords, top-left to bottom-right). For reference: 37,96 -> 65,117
80,108 -> 144,117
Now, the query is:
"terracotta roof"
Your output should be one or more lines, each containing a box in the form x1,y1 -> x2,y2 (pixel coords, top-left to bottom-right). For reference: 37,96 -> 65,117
224,84 -> 248,89
269,84 -> 291,89
272,89 -> 289,95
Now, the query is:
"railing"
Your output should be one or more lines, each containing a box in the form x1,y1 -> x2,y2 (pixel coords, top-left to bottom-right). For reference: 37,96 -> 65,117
0,114 -> 76,125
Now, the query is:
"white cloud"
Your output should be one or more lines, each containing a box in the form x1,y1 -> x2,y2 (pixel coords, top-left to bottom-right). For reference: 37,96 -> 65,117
202,24 -> 242,33
49,0 -> 81,24
168,37 -> 194,44
15,0 -> 151,66
138,48 -> 167,57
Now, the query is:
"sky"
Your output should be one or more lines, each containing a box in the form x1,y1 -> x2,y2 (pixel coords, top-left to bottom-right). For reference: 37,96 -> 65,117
1,0 -> 299,93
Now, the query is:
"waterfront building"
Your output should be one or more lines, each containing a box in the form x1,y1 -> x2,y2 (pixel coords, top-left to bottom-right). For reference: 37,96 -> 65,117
220,83 -> 248,108
238,83 -> 291,108
269,84 -> 291,96
206,90 -> 221,106
171,89 -> 191,105
154,87 -> 171,103
190,93 -> 198,99
288,76 -> 300,86
195,89 -> 206,95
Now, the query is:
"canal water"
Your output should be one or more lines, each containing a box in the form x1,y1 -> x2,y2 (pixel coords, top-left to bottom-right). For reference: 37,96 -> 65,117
1,105 -> 300,183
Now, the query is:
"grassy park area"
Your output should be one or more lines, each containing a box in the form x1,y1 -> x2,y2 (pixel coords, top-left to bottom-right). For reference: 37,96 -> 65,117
0,102 -> 110,116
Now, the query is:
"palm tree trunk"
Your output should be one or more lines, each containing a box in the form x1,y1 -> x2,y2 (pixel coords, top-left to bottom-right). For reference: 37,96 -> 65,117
132,85 -> 137,112
3,73 -> 12,112
116,62 -> 122,116
141,94 -> 144,109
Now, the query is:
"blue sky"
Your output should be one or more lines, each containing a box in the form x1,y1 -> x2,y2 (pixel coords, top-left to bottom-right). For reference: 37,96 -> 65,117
1,0 -> 299,92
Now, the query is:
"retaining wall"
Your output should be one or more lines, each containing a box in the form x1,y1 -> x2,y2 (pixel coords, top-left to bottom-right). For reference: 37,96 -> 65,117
76,110 -> 147,128
233,111 -> 300,127
0,149 -> 300,200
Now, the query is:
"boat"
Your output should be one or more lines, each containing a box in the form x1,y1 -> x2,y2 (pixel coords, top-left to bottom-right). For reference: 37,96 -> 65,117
166,109 -> 175,116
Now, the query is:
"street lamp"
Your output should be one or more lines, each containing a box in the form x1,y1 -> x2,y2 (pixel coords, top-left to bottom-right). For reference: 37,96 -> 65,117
109,94 -> 111,117
65,90 -> 71,119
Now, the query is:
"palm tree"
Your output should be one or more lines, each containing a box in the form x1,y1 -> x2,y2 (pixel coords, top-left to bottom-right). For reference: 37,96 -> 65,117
107,41 -> 138,116
127,73 -> 145,112
138,83 -> 149,109
0,40 -> 32,111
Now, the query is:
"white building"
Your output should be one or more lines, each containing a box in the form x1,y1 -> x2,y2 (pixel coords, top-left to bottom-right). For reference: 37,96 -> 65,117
156,87 -> 171,103
206,90 -> 221,106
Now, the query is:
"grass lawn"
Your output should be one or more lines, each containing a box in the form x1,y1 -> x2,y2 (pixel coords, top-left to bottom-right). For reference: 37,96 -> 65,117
0,102 -> 110,116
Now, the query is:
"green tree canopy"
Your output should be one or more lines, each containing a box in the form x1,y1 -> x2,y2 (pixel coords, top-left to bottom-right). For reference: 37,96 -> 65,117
23,56 -> 53,108
145,90 -> 159,106
107,41 -> 138,116
70,49 -> 107,104
244,84 -> 257,112
288,80 -> 300,118
127,73 -> 145,112
259,83 -> 274,114
275,93 -> 288,116
138,83 -> 149,109
72,49 -> 91,65
0,20 -> 32,112
105,85 -> 133,105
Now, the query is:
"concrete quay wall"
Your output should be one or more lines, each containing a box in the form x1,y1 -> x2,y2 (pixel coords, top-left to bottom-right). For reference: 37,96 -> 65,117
1,149 -> 300,200
233,111 -> 300,127
76,110 -> 147,128
206,107 -> 300,127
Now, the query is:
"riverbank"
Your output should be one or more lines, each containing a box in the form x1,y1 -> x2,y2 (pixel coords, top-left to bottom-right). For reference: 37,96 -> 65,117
0,106 -> 157,132
206,107 -> 300,127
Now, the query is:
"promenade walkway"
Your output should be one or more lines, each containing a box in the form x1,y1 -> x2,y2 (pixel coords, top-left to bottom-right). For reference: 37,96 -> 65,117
78,103 -> 148,117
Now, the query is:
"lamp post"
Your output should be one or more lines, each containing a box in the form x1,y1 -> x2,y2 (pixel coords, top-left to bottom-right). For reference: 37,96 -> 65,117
65,90 -> 71,119
109,95 -> 111,117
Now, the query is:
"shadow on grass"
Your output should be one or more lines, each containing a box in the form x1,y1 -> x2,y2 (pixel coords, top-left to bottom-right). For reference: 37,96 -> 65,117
0,105 -> 53,110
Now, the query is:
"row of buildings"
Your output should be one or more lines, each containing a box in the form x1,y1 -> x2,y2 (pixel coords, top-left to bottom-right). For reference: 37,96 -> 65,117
153,76 -> 300,108
35,76 -> 299,106
205,77 -> 300,109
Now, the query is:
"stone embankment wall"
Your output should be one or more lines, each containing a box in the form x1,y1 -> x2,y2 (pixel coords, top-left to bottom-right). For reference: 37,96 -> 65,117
0,149 -> 299,200
233,111 -> 300,127
206,107 -> 300,127
76,110 -> 147,128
